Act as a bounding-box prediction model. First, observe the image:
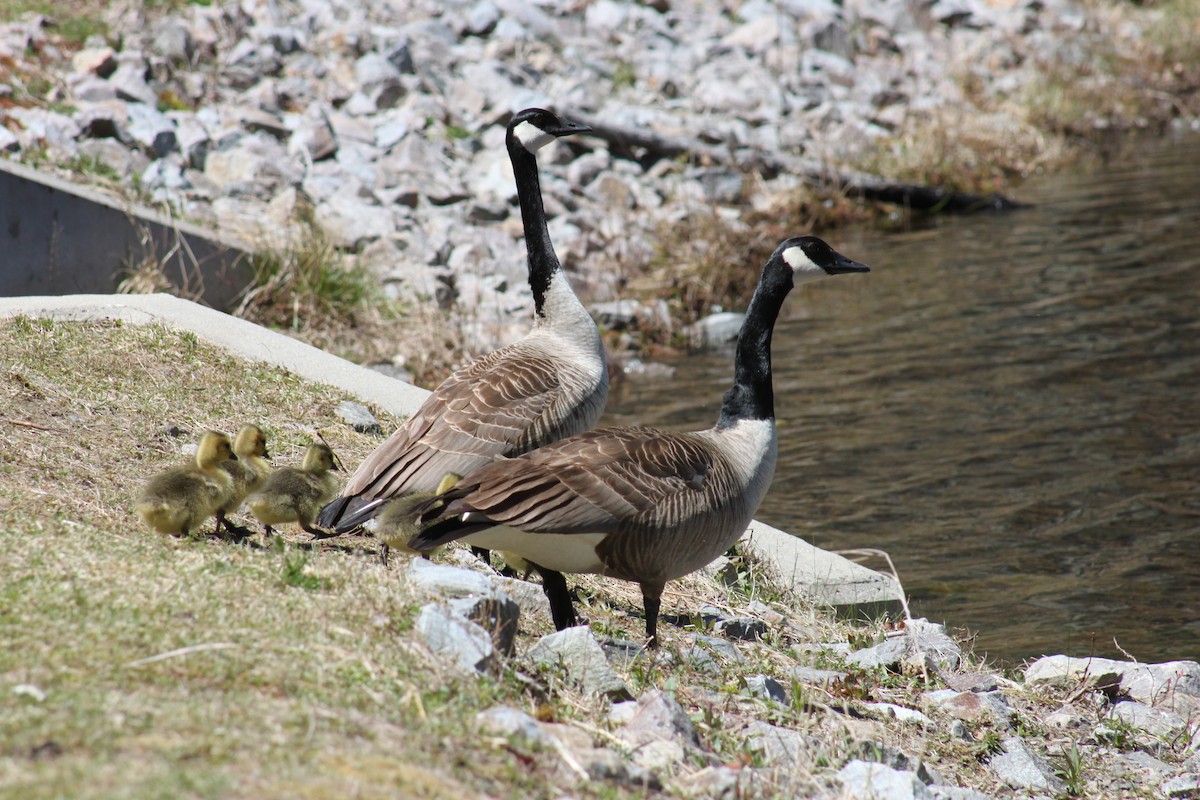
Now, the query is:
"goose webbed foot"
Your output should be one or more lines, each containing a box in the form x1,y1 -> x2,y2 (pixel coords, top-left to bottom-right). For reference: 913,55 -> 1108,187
535,565 -> 577,630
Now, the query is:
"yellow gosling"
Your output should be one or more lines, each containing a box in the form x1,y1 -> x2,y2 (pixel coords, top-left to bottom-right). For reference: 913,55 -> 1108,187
217,424 -> 271,536
372,472 -> 461,566
247,443 -> 339,537
136,431 -> 237,537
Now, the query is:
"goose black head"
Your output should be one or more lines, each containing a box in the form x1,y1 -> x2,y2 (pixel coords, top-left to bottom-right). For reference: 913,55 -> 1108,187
777,236 -> 871,284
508,107 -> 592,154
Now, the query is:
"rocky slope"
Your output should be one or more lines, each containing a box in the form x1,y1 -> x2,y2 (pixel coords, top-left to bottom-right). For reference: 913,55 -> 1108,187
1,0 -> 1194,362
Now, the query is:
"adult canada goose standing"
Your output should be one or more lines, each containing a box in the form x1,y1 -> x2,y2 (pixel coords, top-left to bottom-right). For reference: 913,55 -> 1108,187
407,236 -> 870,645
248,443 -> 340,537
317,108 -> 608,544
136,431 -> 238,538
216,424 -> 271,536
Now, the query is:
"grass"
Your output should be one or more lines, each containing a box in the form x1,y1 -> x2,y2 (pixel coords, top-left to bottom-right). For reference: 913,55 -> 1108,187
2,315 -> 1190,799
0,316 -> 861,798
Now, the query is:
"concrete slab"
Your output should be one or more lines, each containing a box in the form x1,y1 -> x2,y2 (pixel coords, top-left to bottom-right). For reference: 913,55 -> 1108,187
0,293 -> 429,418
0,158 -> 253,309
0,293 -> 904,614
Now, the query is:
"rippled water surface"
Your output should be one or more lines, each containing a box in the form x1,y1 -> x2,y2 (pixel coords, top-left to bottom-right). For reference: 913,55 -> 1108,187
603,134 -> 1200,666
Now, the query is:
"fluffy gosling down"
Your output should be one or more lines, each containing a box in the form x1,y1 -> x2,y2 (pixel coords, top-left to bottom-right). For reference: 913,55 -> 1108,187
136,431 -> 238,538
247,443 -> 339,537
370,472 -> 462,565
216,424 -> 271,537
407,236 -> 870,646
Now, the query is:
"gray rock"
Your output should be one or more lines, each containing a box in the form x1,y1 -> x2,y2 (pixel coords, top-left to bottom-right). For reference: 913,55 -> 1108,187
475,705 -> 549,745
742,720 -> 818,767
1102,700 -> 1196,747
125,103 -> 178,158
416,602 -> 495,673
923,689 -> 1013,727
713,616 -> 767,641
224,40 -> 282,89
1024,656 -> 1200,709
988,737 -> 1066,793
618,690 -> 699,771
406,558 -> 492,598
448,593 -> 520,657
847,619 -> 961,674
1162,773 -> 1200,798
527,627 -> 631,700
927,787 -> 996,800
151,17 -> 194,63
744,674 -> 788,704
685,311 -> 745,347
836,760 -> 932,800
463,1 -> 501,37
335,400 -> 382,435
109,53 -> 155,105
789,666 -> 848,686
71,47 -> 116,77
865,702 -> 934,727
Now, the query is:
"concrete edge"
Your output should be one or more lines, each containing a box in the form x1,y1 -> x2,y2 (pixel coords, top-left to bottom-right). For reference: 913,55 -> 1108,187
0,293 -> 904,614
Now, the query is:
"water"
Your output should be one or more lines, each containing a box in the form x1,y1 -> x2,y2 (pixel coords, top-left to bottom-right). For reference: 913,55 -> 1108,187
603,134 -> 1200,667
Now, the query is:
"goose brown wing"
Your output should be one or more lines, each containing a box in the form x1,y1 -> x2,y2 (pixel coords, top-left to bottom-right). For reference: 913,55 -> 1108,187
338,345 -> 566,502
450,427 -> 716,535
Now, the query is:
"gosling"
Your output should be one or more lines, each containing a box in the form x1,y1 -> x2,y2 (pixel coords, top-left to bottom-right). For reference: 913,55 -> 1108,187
371,472 -> 461,566
247,443 -> 339,537
136,431 -> 238,538
217,424 -> 271,538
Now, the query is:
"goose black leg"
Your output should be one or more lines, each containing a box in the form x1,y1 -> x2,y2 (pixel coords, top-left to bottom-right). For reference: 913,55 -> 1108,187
534,565 -> 577,630
642,582 -> 665,648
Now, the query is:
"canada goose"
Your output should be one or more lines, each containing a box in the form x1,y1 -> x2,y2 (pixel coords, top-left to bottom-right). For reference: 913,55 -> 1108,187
136,430 -> 238,537
370,471 -> 462,566
248,443 -> 340,537
316,108 -> 608,548
216,424 -> 271,536
408,236 -> 870,645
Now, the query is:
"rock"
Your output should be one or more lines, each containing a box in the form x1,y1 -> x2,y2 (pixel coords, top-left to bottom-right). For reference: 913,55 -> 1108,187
712,616 -> 767,641
923,689 -> 1013,727
865,702 -> 934,727
475,705 -> 549,745
685,312 -> 745,347
449,593 -> 520,657
405,558 -> 492,598
1024,656 -> 1200,710
1100,700 -> 1197,749
151,17 -> 194,63
847,619 -> 961,674
416,602 -> 496,674
927,787 -> 996,800
109,53 -> 155,105
527,627 -> 631,700
1162,773 -> 1200,798
836,760 -> 932,800
744,674 -> 788,704
71,47 -> 116,77
789,666 -> 848,686
988,737 -> 1066,793
335,400 -> 382,435
125,104 -> 178,158
617,689 -> 699,770
742,720 -> 818,767
943,672 -> 1001,693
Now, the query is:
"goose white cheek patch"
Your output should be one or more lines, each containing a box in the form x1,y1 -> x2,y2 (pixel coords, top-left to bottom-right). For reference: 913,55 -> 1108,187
782,246 -> 823,280
513,121 -> 556,153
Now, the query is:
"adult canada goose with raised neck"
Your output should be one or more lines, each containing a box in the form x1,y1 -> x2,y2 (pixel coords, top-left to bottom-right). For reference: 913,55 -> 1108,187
248,443 -> 340,537
408,236 -> 870,645
136,430 -> 238,538
317,108 -> 607,536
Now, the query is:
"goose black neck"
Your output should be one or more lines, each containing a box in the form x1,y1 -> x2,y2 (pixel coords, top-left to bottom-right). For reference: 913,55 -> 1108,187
716,256 -> 793,427
508,138 -> 560,318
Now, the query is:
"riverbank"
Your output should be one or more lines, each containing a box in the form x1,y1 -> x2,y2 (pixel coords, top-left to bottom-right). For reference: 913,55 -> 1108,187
2,0 -> 1198,382
2,313 -> 1198,799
